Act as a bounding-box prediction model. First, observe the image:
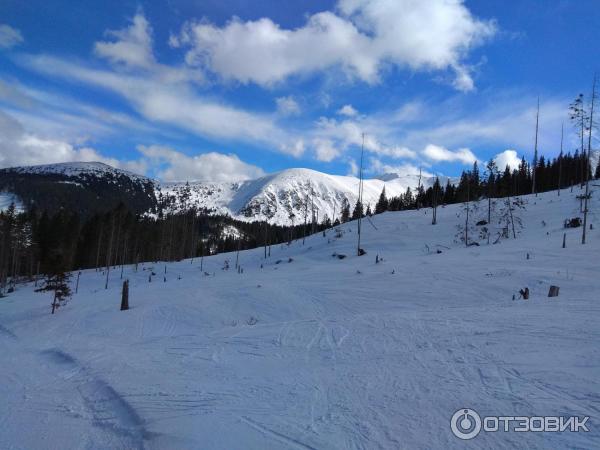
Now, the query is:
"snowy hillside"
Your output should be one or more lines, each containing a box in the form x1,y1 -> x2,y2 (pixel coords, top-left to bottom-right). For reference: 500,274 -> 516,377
159,168 -> 451,225
1,186 -> 598,449
0,161 -> 449,224
3,161 -> 152,183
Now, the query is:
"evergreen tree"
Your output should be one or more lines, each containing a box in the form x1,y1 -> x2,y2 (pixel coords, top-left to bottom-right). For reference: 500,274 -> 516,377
36,272 -> 72,314
340,198 -> 351,223
375,187 -> 389,214
352,200 -> 364,220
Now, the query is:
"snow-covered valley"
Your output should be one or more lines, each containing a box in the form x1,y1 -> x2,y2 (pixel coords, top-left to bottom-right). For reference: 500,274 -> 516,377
1,188 -> 598,449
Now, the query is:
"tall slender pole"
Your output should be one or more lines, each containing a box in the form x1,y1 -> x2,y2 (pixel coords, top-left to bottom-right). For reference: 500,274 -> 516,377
357,133 -> 365,256
465,182 -> 469,246
417,167 -> 422,210
558,123 -> 563,196
582,74 -> 596,245
532,97 -> 539,196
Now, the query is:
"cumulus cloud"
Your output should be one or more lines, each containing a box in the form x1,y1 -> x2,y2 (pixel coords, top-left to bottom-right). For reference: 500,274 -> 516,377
0,110 -> 144,172
494,149 -> 521,171
338,104 -> 358,117
0,110 -> 265,182
313,138 -> 341,162
173,0 -> 495,90
0,24 -> 23,49
94,14 -> 155,69
422,144 -> 477,164
369,158 -> 433,177
347,158 -> 358,176
276,96 -> 301,116
312,116 -> 416,160
137,145 -> 264,182
94,13 -> 202,85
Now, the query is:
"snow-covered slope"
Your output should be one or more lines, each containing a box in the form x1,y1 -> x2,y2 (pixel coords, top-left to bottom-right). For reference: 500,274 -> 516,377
1,187 -> 598,449
4,161 -> 151,182
0,161 -> 157,217
159,168 -> 451,225
1,161 -> 450,223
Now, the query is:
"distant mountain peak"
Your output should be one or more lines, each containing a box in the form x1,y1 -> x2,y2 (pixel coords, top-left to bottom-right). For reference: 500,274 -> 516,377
0,161 -> 455,225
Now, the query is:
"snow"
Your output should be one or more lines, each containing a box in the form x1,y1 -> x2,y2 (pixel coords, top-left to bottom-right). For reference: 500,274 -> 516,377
2,161 -> 152,183
2,161 -> 453,225
158,168 -> 453,225
1,188 -> 599,449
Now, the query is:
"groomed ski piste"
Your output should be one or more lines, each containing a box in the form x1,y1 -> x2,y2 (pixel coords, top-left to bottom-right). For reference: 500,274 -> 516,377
1,187 -> 598,449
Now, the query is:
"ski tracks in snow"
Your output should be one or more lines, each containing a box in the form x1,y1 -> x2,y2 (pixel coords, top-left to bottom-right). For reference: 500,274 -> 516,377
40,348 -> 150,449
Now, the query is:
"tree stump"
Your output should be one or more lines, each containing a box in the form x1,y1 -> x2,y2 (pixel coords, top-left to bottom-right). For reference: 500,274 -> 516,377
548,285 -> 560,297
120,280 -> 129,311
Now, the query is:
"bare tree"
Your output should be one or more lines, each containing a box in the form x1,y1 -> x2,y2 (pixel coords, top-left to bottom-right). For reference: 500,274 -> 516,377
357,133 -> 365,256
558,123 -> 563,196
582,74 -> 596,244
570,93 -> 590,187
532,97 -> 540,196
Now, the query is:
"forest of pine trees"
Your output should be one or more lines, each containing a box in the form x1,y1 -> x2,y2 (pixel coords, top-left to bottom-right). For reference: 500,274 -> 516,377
0,204 -> 327,294
369,151 -> 598,217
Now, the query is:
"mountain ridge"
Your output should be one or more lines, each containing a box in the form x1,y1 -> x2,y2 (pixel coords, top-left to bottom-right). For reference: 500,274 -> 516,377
0,161 -> 450,225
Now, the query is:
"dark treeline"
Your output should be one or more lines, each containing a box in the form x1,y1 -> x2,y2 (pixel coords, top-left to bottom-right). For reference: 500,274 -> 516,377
0,203 -> 326,293
363,150 -> 598,218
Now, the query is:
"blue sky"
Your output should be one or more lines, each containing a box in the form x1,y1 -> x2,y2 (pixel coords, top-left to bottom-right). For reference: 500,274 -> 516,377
0,0 -> 598,181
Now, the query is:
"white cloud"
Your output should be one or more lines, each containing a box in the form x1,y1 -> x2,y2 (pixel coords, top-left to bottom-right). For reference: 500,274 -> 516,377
313,138 -> 340,162
0,110 -> 144,172
278,139 -> 305,158
0,110 -> 264,182
137,145 -> 264,182
94,13 -> 202,85
21,54 -> 298,152
422,144 -> 477,164
174,0 -> 495,90
347,158 -> 358,176
369,158 -> 432,177
276,96 -> 301,116
94,14 -> 155,69
312,116 -> 416,160
338,104 -> 358,117
0,24 -> 23,49
494,149 -> 521,171
399,94 -> 569,157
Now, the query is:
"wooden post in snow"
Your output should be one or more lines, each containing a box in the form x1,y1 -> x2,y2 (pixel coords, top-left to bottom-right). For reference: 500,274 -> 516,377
120,279 -> 129,311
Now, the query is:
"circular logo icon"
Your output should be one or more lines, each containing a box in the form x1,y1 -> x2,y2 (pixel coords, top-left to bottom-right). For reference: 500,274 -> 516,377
451,408 -> 482,440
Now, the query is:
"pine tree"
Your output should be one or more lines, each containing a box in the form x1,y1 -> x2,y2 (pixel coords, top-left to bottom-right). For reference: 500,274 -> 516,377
351,200 -> 364,220
375,187 -> 389,214
340,199 -> 351,223
36,272 -> 72,314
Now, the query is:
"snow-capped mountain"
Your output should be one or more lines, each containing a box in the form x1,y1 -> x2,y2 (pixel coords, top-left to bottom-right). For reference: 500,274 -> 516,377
159,168 -> 452,225
0,162 -> 452,225
0,162 -> 157,217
